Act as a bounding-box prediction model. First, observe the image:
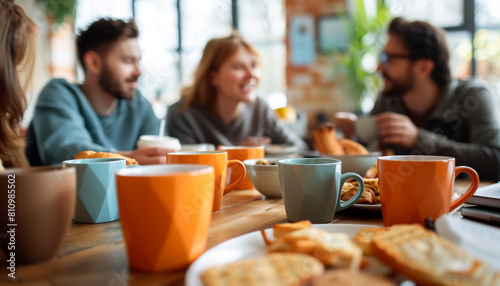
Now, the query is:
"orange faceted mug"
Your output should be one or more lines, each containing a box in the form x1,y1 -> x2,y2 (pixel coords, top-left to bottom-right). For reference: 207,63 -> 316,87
167,151 -> 246,212
217,145 -> 264,190
116,164 -> 214,272
378,155 -> 479,226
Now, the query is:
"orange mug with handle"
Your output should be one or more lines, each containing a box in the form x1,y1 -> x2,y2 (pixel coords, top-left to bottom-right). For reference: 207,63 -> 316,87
116,164 -> 215,272
378,155 -> 479,226
167,151 -> 246,212
217,145 -> 265,190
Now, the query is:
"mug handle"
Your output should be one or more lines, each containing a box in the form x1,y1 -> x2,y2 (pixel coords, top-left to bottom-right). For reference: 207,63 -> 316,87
449,166 -> 479,211
336,172 -> 365,212
223,160 -> 246,195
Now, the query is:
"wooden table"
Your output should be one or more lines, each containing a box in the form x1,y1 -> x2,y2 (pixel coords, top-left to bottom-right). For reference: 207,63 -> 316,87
0,179 -> 494,285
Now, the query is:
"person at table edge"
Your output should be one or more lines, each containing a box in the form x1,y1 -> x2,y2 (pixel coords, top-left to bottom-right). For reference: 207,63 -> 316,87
25,18 -> 174,166
334,17 -> 500,181
0,1 -> 36,170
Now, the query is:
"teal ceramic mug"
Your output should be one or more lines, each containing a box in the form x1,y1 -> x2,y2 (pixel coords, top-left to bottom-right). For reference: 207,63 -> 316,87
63,158 -> 136,223
278,158 -> 365,223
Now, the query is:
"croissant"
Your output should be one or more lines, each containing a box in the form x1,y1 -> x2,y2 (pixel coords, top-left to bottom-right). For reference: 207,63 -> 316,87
73,150 -> 138,166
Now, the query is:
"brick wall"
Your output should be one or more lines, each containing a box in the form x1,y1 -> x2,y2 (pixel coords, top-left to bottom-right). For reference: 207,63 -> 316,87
285,0 -> 354,134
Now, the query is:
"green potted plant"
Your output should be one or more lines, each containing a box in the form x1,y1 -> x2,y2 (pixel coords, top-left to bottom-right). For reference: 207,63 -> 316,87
338,0 -> 390,113
36,0 -> 77,26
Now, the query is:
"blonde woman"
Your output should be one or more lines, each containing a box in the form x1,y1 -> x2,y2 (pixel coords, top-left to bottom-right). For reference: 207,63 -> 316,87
167,33 -> 307,150
0,0 -> 36,169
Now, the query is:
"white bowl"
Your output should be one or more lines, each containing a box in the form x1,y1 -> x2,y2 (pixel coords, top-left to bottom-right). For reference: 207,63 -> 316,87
243,158 -> 282,198
137,135 -> 181,150
320,153 -> 380,176
264,144 -> 297,157
180,144 -> 215,151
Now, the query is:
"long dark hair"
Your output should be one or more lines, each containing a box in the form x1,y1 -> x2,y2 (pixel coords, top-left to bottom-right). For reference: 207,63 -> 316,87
0,0 -> 35,168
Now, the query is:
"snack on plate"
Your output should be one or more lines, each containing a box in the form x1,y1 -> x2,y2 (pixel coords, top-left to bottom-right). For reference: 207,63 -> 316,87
74,150 -> 138,166
365,162 -> 378,178
312,269 -> 396,286
266,227 -> 362,271
256,159 -> 277,166
313,125 -> 345,155
371,224 -> 500,286
339,139 -> 369,155
352,227 -> 388,256
200,253 -> 324,286
273,220 -> 312,238
341,178 -> 380,204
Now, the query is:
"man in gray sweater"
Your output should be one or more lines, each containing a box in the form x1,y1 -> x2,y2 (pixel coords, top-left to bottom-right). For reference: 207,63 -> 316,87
335,17 -> 500,181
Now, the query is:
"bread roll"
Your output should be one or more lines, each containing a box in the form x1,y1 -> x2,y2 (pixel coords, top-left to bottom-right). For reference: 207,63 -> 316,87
73,150 -> 138,166
339,139 -> 369,155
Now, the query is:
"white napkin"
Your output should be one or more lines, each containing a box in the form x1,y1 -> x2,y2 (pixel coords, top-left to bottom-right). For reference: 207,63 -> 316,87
435,215 -> 500,270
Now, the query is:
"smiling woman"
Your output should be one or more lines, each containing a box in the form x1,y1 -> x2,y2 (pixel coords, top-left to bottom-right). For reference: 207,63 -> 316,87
166,32 -> 308,151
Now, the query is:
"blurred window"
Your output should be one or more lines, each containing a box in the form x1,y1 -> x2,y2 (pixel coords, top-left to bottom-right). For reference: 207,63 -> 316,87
386,0 -> 463,28
238,0 -> 286,95
75,0 -> 286,106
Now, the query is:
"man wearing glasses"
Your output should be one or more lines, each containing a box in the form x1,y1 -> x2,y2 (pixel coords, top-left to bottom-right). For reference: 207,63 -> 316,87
335,17 -> 500,181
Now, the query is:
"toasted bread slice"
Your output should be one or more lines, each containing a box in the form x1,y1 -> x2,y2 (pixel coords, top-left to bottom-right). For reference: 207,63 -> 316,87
200,253 -> 324,286
371,224 -> 500,286
352,227 -> 388,256
267,227 -> 362,271
312,269 -> 396,286
273,220 -> 312,238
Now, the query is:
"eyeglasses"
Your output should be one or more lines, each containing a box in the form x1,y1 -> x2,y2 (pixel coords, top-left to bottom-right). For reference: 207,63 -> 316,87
379,52 -> 423,66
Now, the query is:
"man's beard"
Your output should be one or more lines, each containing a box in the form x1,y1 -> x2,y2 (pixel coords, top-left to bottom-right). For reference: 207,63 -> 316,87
381,70 -> 414,96
98,65 -> 138,100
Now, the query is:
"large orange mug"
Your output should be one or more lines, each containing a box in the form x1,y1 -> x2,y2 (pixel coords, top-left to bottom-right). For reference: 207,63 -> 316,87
116,164 -> 214,272
378,155 -> 479,226
167,151 -> 246,212
217,145 -> 264,190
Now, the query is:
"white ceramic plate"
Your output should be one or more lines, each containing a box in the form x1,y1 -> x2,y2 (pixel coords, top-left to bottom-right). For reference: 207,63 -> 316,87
185,224 -> 373,286
352,203 -> 381,211
264,144 -> 297,156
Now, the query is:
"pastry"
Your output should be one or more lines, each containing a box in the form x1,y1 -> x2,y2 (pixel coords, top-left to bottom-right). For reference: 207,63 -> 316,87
200,253 -> 324,286
312,125 -> 369,155
73,150 -> 138,166
312,269 -> 396,286
313,125 -> 345,155
339,139 -> 370,155
341,178 -> 380,204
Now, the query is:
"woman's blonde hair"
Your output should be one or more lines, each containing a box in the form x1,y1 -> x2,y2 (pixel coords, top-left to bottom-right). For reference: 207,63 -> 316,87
181,32 -> 260,111
0,0 -> 36,168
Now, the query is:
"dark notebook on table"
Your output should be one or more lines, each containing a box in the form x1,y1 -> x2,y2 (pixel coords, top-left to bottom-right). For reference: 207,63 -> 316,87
461,182 -> 500,225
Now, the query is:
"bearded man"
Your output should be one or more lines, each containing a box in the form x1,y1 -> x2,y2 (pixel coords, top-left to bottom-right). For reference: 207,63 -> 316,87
26,18 -> 173,166
335,17 -> 500,181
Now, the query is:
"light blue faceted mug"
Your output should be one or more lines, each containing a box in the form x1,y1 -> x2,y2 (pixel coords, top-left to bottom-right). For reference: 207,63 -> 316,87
63,158 -> 138,223
278,158 -> 364,223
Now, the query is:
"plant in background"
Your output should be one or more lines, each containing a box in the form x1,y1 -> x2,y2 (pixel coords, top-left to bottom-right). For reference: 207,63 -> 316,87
338,0 -> 391,113
36,0 -> 78,26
